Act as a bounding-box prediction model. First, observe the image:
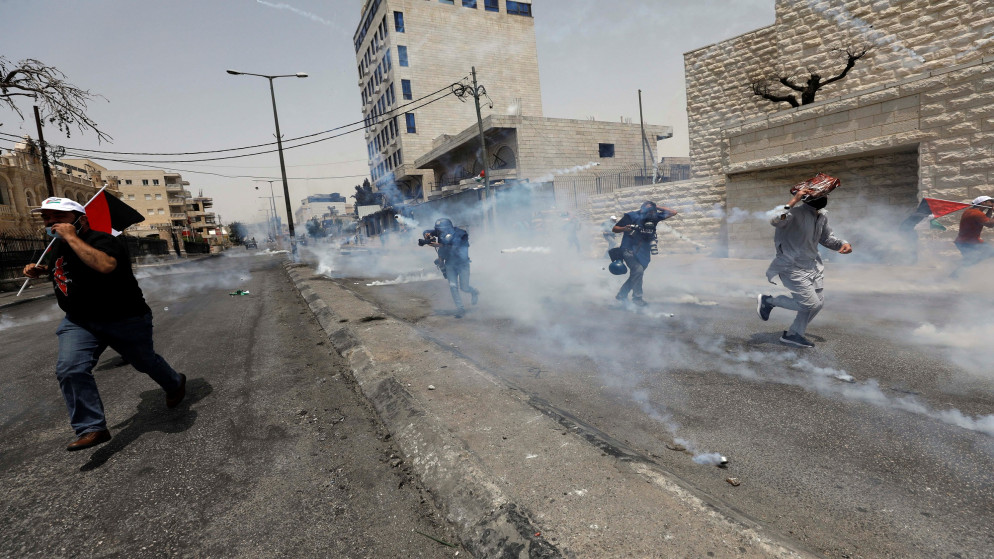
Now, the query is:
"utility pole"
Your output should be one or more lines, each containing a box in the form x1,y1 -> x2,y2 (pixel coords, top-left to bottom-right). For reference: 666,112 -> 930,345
638,90 -> 647,180
33,106 -> 55,197
453,67 -> 495,228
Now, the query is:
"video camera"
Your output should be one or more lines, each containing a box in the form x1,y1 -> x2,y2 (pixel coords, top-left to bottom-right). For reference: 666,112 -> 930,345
418,232 -> 437,247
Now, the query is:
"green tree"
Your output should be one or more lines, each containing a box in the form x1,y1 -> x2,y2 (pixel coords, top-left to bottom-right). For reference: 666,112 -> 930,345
228,221 -> 247,244
305,217 -> 327,238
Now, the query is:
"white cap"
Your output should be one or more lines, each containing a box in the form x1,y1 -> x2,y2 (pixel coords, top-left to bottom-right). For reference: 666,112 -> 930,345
972,195 -> 994,206
31,197 -> 86,214
610,215 -> 618,220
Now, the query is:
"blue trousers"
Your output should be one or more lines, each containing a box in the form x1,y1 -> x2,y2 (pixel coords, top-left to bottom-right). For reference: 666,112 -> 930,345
617,249 -> 647,301
56,313 -> 182,435
446,261 -> 478,311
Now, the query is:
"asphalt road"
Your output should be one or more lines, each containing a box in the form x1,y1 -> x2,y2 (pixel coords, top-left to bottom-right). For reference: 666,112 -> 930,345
0,254 -> 461,558
324,252 -> 994,559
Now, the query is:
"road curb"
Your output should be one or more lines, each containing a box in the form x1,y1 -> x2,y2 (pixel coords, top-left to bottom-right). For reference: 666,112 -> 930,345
0,291 -> 55,310
283,262 -> 561,558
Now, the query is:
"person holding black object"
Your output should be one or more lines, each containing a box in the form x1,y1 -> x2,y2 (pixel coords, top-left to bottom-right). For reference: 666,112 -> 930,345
23,197 -> 186,451
612,201 -> 677,307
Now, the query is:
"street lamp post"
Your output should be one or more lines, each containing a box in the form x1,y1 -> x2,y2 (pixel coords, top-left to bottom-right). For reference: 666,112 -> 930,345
227,69 -> 307,255
254,179 -> 282,241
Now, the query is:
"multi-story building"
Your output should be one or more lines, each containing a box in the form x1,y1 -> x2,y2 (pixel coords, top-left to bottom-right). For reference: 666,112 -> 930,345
186,195 -> 219,242
295,193 -> 348,226
354,0 -> 541,201
99,169 -> 192,239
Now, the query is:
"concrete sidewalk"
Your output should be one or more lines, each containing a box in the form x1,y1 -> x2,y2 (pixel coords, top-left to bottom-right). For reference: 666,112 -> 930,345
284,261 -> 817,559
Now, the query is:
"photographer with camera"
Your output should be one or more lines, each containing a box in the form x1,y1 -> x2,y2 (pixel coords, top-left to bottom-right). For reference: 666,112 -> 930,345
420,218 -> 479,318
612,201 -> 677,307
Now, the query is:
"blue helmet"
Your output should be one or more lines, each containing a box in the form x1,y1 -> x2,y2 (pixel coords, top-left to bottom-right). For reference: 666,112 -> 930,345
608,259 -> 628,275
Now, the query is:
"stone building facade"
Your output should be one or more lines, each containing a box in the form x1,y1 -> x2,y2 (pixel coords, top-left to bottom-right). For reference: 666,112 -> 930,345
95,168 -> 193,239
587,0 -> 994,261
0,144 -> 119,236
354,0 -> 541,200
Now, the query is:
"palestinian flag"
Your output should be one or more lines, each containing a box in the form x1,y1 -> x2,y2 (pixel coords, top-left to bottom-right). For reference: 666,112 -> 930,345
922,197 -> 972,218
85,188 -> 145,236
474,170 -> 485,183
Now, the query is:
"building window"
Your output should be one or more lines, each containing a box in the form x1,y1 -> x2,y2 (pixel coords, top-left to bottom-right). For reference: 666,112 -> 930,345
506,1 -> 531,16
128,194 -> 135,200
405,112 -> 417,133
401,79 -> 412,100
155,193 -> 162,199
439,0 -> 454,4
153,179 -> 160,185
463,0 -> 477,7
145,194 -> 152,200
599,143 -> 615,158
397,45 -> 408,67
147,209 -> 155,215
484,0 -> 498,11
125,179 -> 132,185
142,179 -> 149,185
393,11 -> 404,32
158,209 -> 165,215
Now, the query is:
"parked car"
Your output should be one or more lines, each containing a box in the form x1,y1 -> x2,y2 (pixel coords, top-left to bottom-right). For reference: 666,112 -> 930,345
244,238 -> 258,249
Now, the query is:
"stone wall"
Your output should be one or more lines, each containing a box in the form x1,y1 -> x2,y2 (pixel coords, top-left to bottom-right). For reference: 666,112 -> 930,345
585,0 -> 994,259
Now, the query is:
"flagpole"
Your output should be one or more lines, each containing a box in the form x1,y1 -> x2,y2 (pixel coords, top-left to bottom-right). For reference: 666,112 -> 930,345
15,186 -> 111,297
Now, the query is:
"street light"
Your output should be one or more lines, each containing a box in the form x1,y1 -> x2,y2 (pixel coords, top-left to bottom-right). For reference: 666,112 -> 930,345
227,69 -> 307,254
254,179 -> 282,240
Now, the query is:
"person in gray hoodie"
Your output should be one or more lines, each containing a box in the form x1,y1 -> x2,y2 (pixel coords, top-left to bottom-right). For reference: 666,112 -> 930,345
756,186 -> 852,348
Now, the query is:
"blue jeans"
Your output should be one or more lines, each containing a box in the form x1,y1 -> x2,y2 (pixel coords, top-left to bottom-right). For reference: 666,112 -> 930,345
56,313 -> 182,435
617,249 -> 647,301
446,261 -> 478,310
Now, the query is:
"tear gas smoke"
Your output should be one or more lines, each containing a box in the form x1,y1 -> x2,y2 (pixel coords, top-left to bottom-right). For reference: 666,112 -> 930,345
533,162 -> 600,184
299,183 -> 994,445
395,215 -> 420,228
0,303 -> 62,332
500,246 -> 552,254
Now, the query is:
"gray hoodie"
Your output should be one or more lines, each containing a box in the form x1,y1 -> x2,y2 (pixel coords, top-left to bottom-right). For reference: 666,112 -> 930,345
765,202 -> 847,283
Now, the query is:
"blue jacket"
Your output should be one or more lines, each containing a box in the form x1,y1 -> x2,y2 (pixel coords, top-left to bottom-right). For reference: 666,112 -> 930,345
424,227 -> 471,264
616,208 -> 673,267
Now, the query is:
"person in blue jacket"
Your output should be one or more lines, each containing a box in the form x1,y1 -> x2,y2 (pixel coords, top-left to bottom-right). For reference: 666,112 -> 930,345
612,201 -> 677,306
422,218 -> 479,318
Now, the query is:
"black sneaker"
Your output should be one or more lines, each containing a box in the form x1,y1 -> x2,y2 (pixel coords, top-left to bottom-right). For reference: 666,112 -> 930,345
757,294 -> 773,321
454,308 -> 465,318
779,331 -> 814,348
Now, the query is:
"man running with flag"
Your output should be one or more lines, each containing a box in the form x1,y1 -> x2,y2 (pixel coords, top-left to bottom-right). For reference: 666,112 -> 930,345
952,195 -> 994,276
22,195 -> 186,451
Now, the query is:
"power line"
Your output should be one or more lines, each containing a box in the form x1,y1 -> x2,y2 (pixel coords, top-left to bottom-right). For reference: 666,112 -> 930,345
0,79 -> 465,157
0,136 -> 369,182
4,88 -> 454,165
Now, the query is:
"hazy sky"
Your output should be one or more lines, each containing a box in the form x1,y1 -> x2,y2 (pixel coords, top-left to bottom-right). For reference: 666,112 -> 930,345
1,0 -> 775,224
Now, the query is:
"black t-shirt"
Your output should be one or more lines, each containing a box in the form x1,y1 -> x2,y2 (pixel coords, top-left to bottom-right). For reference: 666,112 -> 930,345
49,230 -> 151,320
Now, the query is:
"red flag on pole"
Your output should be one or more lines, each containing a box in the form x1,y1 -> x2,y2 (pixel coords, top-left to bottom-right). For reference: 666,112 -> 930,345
923,198 -> 972,218
85,189 -> 145,235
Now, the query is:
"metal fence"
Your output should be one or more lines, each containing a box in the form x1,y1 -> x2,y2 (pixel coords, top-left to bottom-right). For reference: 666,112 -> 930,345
0,235 -> 172,281
553,166 -> 654,209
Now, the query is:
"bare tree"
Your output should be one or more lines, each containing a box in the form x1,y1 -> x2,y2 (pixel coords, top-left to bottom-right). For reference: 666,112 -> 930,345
751,46 -> 871,108
0,56 -> 111,142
